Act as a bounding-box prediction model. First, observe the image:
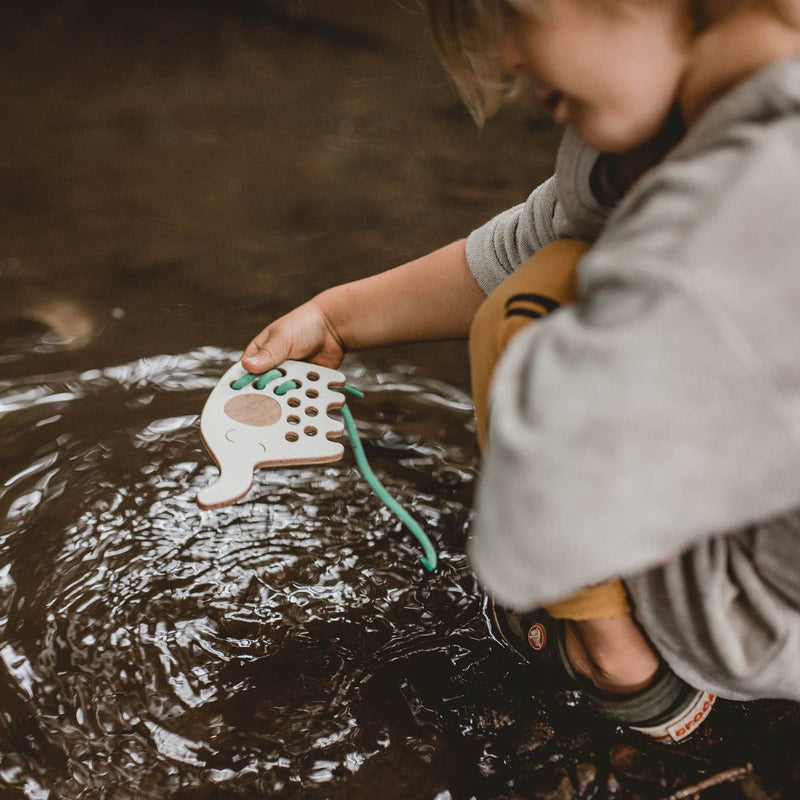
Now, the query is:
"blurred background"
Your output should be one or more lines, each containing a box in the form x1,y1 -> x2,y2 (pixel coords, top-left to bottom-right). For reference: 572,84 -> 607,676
0,0 -> 559,378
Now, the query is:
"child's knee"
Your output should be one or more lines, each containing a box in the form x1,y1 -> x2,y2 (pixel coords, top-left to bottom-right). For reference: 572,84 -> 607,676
469,290 -> 507,451
470,238 -> 589,362
469,239 -> 590,451
469,283 -> 504,357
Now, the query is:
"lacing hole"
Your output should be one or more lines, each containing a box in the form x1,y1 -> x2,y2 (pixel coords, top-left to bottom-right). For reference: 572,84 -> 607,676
304,426 -> 317,436
285,432 -> 299,442
307,372 -> 320,381
305,407 -> 318,417
288,397 -> 301,407
306,388 -> 319,399
287,415 -> 300,425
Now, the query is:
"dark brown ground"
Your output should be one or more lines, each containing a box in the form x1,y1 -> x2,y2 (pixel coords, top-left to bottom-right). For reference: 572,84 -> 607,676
1,2 -> 800,799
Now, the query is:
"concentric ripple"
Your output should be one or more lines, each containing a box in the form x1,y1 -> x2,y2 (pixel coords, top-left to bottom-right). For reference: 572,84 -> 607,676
2,349 -> 778,800
0,348 -> 499,798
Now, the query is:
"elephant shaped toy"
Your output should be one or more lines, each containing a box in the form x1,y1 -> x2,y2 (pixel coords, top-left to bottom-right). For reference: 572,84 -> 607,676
196,360 -> 347,509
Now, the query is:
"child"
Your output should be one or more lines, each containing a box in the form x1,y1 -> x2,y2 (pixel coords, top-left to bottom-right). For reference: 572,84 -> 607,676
242,0 -> 800,743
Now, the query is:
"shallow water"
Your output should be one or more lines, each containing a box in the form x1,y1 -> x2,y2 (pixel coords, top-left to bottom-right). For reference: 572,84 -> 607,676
0,348 -> 489,797
3,354 -> 799,800
2,2 -> 800,798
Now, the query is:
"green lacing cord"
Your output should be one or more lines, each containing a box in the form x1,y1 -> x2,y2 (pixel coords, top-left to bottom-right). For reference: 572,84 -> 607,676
340,385 -> 436,571
232,371 -> 437,571
231,370 -> 290,391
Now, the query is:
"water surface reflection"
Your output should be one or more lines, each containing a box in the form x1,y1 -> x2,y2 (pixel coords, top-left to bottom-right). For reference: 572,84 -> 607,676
0,348 -> 494,797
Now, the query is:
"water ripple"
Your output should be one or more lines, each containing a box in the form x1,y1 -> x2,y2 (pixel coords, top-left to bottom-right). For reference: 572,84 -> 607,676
0,348 -> 515,798
1,350 -> 742,800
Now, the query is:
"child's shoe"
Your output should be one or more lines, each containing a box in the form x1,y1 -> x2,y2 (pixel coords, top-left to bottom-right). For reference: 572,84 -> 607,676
488,600 -> 716,744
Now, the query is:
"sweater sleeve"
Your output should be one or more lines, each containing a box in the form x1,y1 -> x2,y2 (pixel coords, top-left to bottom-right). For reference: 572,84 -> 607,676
468,120 -> 800,610
465,176 -> 559,295
465,128 -> 616,294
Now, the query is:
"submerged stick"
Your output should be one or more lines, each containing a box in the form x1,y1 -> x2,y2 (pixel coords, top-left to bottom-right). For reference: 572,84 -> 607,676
663,763 -> 753,800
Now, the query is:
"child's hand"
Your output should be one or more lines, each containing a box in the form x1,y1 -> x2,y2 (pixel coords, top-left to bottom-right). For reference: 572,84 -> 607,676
241,238 -> 479,374
241,299 -> 346,373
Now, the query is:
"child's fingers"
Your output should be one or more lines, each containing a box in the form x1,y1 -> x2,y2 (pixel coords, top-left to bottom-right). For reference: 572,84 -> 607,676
241,329 -> 286,372
241,302 -> 341,373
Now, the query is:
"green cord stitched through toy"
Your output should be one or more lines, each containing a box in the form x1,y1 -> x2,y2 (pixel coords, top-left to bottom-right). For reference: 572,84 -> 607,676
256,369 -> 285,390
231,372 -> 258,390
340,385 -> 436,572
231,371 -> 437,571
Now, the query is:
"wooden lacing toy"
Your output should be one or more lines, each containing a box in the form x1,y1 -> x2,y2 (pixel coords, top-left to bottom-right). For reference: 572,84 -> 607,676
197,360 -> 437,571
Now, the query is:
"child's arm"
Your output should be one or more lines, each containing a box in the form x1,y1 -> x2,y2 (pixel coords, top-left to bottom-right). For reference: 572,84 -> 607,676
241,239 -> 486,372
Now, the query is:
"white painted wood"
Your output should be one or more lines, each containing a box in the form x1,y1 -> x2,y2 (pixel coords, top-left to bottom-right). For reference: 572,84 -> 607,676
197,360 -> 346,509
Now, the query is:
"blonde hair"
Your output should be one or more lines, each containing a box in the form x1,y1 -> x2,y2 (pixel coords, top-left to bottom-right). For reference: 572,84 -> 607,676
421,0 -> 517,125
420,0 -> 612,125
